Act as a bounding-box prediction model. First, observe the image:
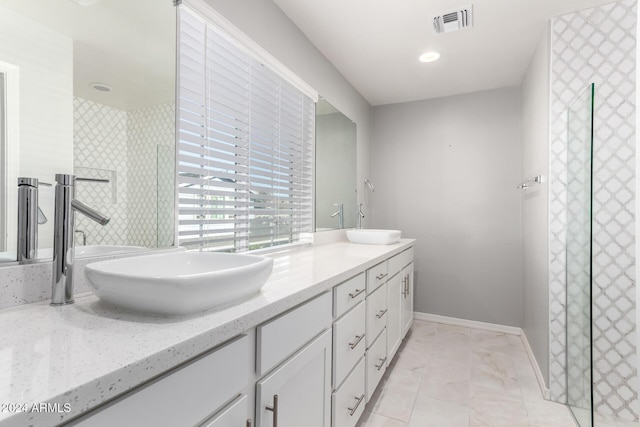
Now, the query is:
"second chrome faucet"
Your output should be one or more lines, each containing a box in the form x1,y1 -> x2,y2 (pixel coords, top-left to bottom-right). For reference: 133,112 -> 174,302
51,174 -> 110,306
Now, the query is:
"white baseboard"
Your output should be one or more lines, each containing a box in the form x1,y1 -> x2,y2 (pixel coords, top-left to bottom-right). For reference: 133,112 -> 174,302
414,311 -> 551,400
519,329 -> 551,400
414,312 -> 521,335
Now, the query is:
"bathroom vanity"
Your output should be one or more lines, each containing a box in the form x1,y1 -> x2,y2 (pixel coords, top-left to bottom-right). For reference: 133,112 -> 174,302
0,239 -> 414,427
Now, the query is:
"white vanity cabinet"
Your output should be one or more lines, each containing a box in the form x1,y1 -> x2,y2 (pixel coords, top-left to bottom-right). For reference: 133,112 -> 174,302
386,272 -> 403,363
256,292 -> 333,427
61,243 -> 415,427
331,276 -> 367,427
256,330 -> 332,427
401,262 -> 414,336
71,334 -> 253,427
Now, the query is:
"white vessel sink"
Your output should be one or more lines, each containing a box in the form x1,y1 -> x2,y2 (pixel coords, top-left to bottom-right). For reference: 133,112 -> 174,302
76,245 -> 147,258
346,229 -> 402,245
85,251 -> 273,316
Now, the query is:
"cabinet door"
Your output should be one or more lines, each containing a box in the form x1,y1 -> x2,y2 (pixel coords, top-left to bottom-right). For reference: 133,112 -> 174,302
401,263 -> 414,337
201,395 -> 250,427
386,273 -> 402,365
256,329 -> 332,427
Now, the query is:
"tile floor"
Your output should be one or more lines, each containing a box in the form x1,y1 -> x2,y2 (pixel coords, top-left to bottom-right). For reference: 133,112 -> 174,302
355,320 -> 637,427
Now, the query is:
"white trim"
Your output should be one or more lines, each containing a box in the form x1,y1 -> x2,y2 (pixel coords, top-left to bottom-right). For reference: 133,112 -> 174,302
520,327 -> 552,400
414,311 -> 521,335
0,61 -> 19,258
181,0 -> 318,102
414,311 -> 551,400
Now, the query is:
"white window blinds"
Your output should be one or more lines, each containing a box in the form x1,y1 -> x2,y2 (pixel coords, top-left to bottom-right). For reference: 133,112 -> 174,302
178,7 -> 314,252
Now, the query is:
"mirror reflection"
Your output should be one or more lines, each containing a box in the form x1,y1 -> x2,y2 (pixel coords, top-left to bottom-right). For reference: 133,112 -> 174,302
0,0 -> 176,264
315,98 -> 357,231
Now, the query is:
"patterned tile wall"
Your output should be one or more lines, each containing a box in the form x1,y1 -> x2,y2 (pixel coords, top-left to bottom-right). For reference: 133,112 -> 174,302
127,103 -> 175,248
74,98 -> 129,245
74,98 -> 175,248
549,0 -> 638,421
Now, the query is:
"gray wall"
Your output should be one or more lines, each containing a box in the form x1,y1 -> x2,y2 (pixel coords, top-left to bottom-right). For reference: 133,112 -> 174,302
520,27 -> 550,385
203,0 -> 373,226
371,88 -> 523,327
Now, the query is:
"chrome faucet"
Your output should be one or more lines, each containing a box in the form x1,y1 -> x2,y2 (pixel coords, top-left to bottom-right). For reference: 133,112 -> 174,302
331,203 -> 344,229
357,203 -> 365,229
74,230 -> 87,246
17,178 -> 51,261
51,174 -> 110,305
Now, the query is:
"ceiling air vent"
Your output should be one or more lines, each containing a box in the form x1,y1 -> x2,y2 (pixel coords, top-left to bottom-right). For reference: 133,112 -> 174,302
433,5 -> 473,34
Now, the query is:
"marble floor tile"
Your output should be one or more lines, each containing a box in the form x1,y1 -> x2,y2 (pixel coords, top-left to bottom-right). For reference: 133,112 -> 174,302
470,383 -> 529,427
471,349 -> 520,393
369,368 -> 422,422
392,347 -> 429,374
357,410 -> 408,427
525,398 -> 576,426
408,394 -> 470,427
358,322 -> 587,427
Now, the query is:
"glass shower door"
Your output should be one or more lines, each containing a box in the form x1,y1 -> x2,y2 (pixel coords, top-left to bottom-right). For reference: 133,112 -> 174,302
565,83 -> 594,427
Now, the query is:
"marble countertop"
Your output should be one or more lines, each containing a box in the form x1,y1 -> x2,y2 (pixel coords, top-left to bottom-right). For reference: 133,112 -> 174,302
0,239 -> 414,427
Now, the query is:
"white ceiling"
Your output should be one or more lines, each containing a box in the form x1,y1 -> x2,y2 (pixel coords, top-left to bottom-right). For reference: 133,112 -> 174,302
0,0 -> 175,111
273,0 -> 619,106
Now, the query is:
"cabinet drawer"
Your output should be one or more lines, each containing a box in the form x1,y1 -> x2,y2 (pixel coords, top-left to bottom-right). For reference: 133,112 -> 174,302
366,329 -> 387,402
257,291 -> 332,376
201,394 -> 249,427
332,357 -> 366,427
388,247 -> 414,278
75,335 -> 251,427
366,261 -> 388,293
334,273 -> 366,319
365,283 -> 387,348
333,300 -> 366,388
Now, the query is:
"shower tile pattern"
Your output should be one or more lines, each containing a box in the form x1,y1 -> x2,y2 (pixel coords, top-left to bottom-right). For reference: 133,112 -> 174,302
127,103 -> 175,247
74,98 -> 175,248
549,0 -> 637,421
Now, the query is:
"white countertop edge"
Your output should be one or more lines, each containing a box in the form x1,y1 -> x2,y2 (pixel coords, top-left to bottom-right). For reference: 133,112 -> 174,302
0,239 -> 415,427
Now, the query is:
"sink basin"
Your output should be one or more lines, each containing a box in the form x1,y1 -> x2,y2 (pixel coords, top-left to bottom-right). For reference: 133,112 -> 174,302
346,229 -> 402,245
76,245 -> 147,258
85,251 -> 273,315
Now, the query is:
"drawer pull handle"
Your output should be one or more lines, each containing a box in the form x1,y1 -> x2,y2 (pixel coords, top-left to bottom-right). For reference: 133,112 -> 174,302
406,274 -> 410,296
348,334 -> 365,349
376,309 -> 388,319
402,276 -> 407,298
349,288 -> 365,299
266,394 -> 278,427
246,420 -> 253,427
348,394 -> 366,416
375,357 -> 387,370
375,273 -> 388,280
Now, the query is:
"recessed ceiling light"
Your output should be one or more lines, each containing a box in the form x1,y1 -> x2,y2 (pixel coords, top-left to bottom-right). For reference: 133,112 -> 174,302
419,52 -> 441,63
89,82 -> 112,92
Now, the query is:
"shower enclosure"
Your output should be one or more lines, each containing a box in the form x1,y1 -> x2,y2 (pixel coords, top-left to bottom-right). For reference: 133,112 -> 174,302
565,83 -> 594,427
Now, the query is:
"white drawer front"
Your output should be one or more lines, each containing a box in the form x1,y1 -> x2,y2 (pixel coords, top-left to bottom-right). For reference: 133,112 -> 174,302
332,358 -> 366,427
257,291 -> 332,376
333,300 -> 366,387
201,394 -> 249,427
365,283 -> 387,348
334,273 -> 366,319
366,261 -> 388,293
75,335 -> 251,427
388,247 -> 414,278
366,329 -> 387,402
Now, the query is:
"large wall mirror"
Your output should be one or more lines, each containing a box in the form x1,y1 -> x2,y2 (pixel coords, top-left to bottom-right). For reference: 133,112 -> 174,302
315,98 -> 356,231
0,0 -> 176,264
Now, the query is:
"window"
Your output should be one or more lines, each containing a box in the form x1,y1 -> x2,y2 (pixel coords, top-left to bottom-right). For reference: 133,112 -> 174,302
177,6 -> 315,252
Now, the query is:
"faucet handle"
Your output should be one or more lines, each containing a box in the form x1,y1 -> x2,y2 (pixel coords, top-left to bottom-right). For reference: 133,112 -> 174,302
76,177 -> 110,184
